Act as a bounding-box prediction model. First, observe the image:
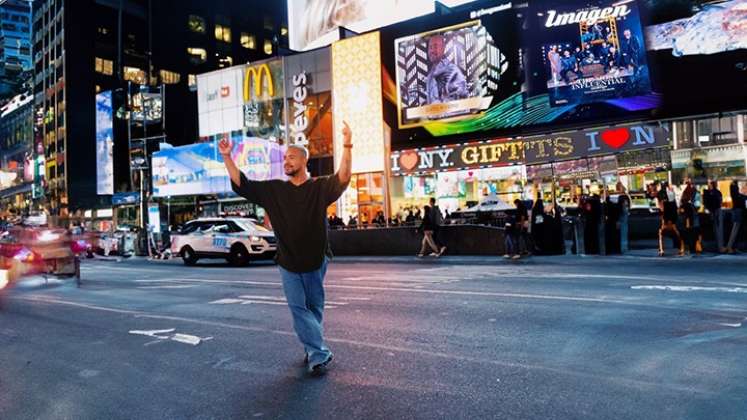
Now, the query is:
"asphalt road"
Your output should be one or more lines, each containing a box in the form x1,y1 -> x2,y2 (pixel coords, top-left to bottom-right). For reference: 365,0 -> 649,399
1,254 -> 746,420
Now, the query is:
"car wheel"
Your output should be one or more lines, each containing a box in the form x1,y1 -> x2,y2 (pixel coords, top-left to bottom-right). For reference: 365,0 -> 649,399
228,244 -> 251,267
181,246 -> 198,266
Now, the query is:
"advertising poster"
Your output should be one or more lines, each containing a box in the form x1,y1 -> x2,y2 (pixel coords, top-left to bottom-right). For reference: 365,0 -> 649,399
151,137 -> 286,197
537,1 -> 652,107
643,0 -> 747,116
395,20 -> 510,128
242,59 -> 285,142
287,0 -> 436,51
96,90 -> 114,195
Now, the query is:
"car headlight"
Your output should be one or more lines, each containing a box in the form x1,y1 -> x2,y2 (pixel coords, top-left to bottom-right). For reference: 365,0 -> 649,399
249,236 -> 261,242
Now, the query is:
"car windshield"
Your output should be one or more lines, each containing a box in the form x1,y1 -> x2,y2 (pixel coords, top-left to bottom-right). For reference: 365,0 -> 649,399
236,220 -> 270,233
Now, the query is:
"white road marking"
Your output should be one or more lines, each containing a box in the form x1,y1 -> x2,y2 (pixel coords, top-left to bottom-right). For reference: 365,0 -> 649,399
338,297 -> 371,301
128,328 -> 211,346
137,285 -> 196,289
718,323 -> 743,328
211,294 -> 349,307
239,300 -> 287,306
632,285 -> 747,294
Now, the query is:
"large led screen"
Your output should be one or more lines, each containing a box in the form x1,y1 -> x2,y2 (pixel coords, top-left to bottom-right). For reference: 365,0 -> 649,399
537,1 -> 652,107
395,20 -> 511,128
288,0 -> 437,51
151,137 -> 286,197
96,91 -> 114,195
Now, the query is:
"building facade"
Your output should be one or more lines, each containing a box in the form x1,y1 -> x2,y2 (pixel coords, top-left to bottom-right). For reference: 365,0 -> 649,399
0,90 -> 33,214
30,0 -> 288,226
0,0 -> 32,98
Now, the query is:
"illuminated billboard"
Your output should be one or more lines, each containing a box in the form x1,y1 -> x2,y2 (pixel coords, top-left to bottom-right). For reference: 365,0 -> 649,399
288,0 -> 436,51
537,1 -> 652,107
151,137 -> 286,197
395,20 -> 509,128
197,66 -> 245,137
96,91 -> 114,195
331,31 -> 385,174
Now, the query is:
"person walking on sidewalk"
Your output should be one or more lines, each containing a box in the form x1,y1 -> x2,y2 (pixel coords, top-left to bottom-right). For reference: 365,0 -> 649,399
417,205 -> 441,258
221,122 -> 353,376
657,181 -> 684,256
429,197 -> 447,256
703,180 -> 725,253
727,180 -> 747,253
680,182 -> 702,255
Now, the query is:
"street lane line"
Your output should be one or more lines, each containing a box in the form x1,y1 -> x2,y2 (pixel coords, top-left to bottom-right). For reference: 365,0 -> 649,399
239,300 -> 287,306
632,285 -> 747,293
137,285 -> 196,289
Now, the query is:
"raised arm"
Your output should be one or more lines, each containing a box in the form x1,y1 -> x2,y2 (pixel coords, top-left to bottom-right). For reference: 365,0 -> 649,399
219,138 -> 241,186
336,121 -> 353,188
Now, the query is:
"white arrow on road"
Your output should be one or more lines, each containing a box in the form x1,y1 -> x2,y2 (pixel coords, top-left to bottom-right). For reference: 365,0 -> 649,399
129,328 -> 213,346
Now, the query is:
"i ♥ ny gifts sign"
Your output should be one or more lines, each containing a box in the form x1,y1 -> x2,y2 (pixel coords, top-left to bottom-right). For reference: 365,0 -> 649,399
390,125 -> 668,175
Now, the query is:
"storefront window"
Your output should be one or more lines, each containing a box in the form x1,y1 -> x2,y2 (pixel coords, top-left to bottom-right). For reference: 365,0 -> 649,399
697,116 -> 739,146
188,15 -> 206,34
674,121 -> 694,149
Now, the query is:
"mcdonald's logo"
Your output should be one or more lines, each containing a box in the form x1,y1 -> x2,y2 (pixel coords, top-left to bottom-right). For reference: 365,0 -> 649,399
243,64 -> 274,101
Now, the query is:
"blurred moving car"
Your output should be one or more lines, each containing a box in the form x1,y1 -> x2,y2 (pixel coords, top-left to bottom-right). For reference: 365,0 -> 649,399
170,217 -> 277,266
0,226 -> 77,286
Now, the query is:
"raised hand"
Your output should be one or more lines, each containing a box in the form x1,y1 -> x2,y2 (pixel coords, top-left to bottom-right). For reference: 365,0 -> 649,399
218,137 -> 233,156
342,121 -> 352,146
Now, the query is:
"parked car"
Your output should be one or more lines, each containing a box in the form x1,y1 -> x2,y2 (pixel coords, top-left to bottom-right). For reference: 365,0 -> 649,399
0,226 -> 76,285
170,217 -> 277,266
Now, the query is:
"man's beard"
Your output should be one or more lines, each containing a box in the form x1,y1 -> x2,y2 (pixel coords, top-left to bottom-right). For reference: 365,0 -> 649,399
285,167 -> 301,177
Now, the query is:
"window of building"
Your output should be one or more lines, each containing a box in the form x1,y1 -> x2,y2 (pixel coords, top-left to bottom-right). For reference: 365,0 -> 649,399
123,66 -> 146,84
281,26 -> 288,37
215,24 -> 231,43
218,56 -> 233,68
97,26 -> 109,35
240,33 -> 256,50
187,47 -> 207,64
263,15 -> 274,31
188,74 -> 197,91
697,116 -> 739,145
159,69 -> 181,84
674,121 -> 693,149
95,57 -> 114,75
263,39 -> 273,55
188,15 -> 206,34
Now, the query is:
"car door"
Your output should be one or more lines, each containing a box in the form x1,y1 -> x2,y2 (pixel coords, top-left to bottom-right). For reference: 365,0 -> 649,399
208,221 -> 232,254
191,222 -> 215,253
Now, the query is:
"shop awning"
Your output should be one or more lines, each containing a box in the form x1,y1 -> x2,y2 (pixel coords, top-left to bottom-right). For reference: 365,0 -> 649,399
0,182 -> 32,199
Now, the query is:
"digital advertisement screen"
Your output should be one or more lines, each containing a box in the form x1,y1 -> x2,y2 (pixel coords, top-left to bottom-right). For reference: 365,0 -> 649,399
395,20 -> 510,128
96,91 -> 114,195
537,1 -> 652,107
287,0 -> 437,51
151,137 -> 286,197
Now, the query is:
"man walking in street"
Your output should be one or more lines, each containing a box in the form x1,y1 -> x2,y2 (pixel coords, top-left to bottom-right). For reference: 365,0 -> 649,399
429,197 -> 447,256
727,180 -> 746,253
220,122 -> 353,375
703,180 -> 724,253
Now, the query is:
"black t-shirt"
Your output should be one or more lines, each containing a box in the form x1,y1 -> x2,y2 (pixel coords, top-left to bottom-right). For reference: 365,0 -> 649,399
657,189 -> 678,222
231,173 -> 347,273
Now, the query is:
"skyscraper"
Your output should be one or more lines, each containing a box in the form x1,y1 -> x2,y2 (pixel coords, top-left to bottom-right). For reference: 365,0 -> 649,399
0,0 -> 32,98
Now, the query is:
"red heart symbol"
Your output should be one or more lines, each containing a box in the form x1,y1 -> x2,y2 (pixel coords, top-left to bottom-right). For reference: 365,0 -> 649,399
399,152 -> 419,171
601,128 -> 630,149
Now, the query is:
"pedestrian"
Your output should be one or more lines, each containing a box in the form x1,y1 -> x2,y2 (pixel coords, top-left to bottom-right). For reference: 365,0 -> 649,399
657,181 -> 684,256
604,186 -> 621,255
417,205 -> 441,258
405,210 -> 415,225
503,210 -> 520,259
703,180 -> 724,253
220,121 -> 353,375
581,191 -> 602,255
680,182 -> 702,255
616,182 -> 631,253
514,199 -> 530,257
726,180 -> 746,253
429,197 -> 447,256
531,197 -> 546,255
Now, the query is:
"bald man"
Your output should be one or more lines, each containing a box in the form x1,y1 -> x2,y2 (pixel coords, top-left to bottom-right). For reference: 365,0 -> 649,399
219,122 -> 353,375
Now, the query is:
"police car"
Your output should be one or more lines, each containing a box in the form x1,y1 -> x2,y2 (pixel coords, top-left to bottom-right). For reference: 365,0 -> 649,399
170,218 -> 277,266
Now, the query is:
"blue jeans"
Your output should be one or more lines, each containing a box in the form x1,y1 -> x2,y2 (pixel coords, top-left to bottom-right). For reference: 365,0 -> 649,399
279,259 -> 332,366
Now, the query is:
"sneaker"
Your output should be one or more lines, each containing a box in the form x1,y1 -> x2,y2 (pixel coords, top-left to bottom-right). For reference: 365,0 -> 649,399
503,254 -> 511,259
416,253 -> 424,258
429,252 -> 439,257
511,255 -> 521,260
438,246 -> 447,256
308,354 -> 333,376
